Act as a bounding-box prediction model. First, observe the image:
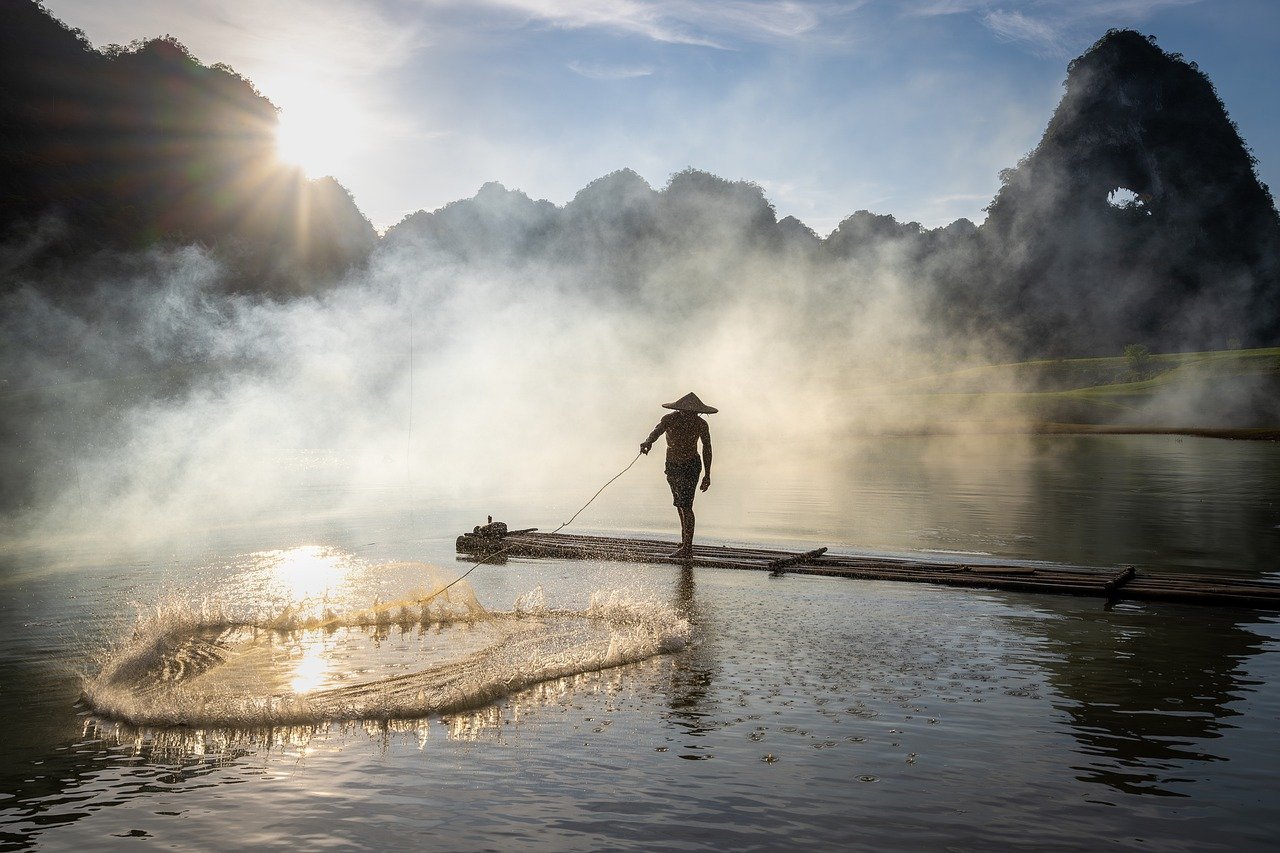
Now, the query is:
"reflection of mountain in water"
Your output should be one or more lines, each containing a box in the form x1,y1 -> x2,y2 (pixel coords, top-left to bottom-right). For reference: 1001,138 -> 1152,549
1027,598 -> 1270,797
780,434 -> 1280,575
1011,436 -> 1280,575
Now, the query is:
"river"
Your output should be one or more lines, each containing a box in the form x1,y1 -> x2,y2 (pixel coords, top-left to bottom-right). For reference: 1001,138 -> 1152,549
1,434 -> 1277,850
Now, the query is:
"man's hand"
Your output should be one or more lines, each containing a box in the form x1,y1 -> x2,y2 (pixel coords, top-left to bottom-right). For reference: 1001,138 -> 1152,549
640,442 -> 652,455
700,474 -> 711,492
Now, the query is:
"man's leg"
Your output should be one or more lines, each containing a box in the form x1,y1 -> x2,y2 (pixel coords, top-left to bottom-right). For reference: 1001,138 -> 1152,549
672,506 -> 694,556
668,459 -> 700,557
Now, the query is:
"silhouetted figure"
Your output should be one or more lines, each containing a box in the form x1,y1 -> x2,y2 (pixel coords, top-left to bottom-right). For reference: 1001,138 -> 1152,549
640,392 -> 715,558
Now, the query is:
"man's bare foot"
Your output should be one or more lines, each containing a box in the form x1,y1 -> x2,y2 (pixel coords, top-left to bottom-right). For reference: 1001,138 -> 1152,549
667,545 -> 692,559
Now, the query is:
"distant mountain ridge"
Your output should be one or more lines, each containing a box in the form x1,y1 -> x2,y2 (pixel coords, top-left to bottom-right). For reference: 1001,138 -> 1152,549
381,30 -> 1280,354
383,169 -> 963,274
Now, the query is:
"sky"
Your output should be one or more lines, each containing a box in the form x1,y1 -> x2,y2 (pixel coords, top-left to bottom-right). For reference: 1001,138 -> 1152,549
40,0 -> 1280,235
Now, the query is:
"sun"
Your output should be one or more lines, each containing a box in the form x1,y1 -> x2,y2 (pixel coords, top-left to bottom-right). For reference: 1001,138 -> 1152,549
275,106 -> 363,179
264,73 -> 367,179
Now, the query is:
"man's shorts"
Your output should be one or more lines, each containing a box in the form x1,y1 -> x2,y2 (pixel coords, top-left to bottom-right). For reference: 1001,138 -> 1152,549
665,456 -> 702,509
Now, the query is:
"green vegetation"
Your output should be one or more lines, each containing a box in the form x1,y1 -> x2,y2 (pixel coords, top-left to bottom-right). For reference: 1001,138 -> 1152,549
844,347 -> 1280,434
1123,343 -> 1152,378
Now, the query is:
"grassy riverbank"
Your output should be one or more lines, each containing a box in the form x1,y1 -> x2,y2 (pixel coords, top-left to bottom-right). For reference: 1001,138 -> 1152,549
843,346 -> 1280,438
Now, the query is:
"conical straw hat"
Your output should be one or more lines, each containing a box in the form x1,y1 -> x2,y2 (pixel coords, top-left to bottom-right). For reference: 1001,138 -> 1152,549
662,391 -> 718,414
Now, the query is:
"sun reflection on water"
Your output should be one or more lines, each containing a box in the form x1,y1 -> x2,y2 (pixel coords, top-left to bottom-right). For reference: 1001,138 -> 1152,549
289,639 -> 333,695
264,545 -> 352,602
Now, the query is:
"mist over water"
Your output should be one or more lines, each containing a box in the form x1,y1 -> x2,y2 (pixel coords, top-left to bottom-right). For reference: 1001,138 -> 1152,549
5,24 -> 1280,553
4,200 -> 1278,564
0,210 -> 1016,554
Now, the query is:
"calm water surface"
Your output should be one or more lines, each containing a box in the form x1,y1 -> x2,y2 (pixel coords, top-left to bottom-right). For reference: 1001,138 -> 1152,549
1,435 -> 1278,850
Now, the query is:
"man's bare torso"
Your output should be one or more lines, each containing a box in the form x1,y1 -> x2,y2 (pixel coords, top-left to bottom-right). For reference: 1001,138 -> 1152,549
652,411 -> 710,462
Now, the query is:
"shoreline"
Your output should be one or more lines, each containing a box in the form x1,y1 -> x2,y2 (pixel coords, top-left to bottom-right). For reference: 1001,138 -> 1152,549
1032,423 -> 1280,441
853,423 -> 1280,441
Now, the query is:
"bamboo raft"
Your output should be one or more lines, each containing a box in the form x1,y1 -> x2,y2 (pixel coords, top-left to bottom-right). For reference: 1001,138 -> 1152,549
456,526 -> 1280,609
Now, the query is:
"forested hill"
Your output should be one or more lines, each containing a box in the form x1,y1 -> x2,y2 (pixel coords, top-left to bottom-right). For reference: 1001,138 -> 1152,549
976,30 -> 1280,354
0,0 -> 376,295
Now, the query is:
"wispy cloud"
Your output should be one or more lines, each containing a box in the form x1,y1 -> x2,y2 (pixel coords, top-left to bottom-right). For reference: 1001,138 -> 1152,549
906,0 -> 987,16
567,60 -> 655,79
47,0 -> 421,77
902,0 -> 1203,56
423,0 -> 847,48
1074,0 -> 1201,17
982,9 -> 1066,56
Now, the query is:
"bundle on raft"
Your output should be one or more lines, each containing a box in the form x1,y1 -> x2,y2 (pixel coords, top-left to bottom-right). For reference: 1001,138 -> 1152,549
458,525 -> 1280,610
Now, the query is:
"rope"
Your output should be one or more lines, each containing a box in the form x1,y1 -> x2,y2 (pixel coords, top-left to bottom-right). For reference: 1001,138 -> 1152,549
298,451 -> 643,631
414,449 -> 645,606
406,323 -> 414,486
553,449 -> 644,532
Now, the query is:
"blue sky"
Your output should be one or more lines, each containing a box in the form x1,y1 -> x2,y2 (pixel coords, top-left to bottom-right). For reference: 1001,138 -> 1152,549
42,0 -> 1280,234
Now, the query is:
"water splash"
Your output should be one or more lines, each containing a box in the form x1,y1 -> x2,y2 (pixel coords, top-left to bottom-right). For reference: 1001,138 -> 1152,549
82,585 -> 690,728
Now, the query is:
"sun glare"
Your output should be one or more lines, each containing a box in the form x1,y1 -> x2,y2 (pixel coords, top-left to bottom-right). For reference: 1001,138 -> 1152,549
264,71 -> 368,179
268,545 -> 351,602
288,639 -> 332,694
275,107 -> 363,178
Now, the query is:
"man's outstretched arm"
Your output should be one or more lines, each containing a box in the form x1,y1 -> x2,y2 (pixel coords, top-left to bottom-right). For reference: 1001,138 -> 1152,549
640,421 -> 666,455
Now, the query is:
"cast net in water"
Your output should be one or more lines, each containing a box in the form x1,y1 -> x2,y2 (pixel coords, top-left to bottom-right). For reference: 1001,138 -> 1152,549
81,574 -> 690,728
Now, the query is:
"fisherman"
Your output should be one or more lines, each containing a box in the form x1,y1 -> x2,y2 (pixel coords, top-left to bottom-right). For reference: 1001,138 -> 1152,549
640,392 -> 715,558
